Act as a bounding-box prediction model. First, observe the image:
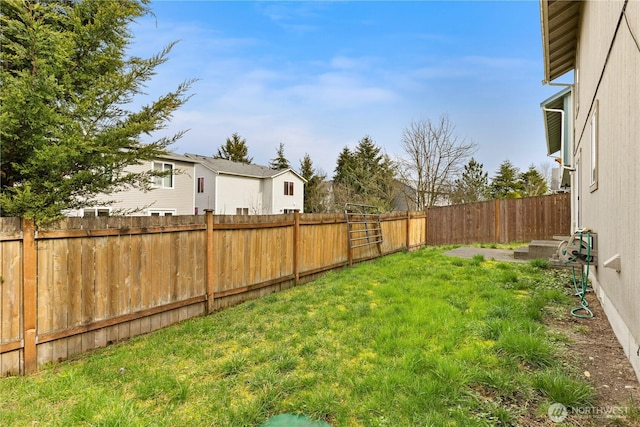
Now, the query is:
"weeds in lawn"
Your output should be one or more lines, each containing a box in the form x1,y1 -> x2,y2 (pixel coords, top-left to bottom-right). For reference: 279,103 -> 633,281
497,326 -> 555,368
530,258 -> 551,269
471,254 -> 485,265
0,246 -> 595,426
533,368 -> 596,407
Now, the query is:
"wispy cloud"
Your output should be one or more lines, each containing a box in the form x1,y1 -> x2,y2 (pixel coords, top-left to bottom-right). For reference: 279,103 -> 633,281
463,55 -> 538,70
255,2 -> 326,33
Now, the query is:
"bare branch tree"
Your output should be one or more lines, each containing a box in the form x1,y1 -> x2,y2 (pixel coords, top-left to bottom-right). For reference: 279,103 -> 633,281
398,115 -> 477,209
537,161 -> 554,190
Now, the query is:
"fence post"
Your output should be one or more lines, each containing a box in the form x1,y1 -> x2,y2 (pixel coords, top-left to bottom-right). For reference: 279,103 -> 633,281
22,218 -> 37,374
494,199 -> 501,243
205,210 -> 215,314
405,211 -> 411,250
346,217 -> 353,267
424,209 -> 429,246
294,211 -> 300,285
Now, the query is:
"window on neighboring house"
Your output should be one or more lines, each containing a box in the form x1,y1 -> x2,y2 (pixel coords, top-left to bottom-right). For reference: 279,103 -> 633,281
153,162 -> 174,189
197,177 -> 205,193
283,209 -> 299,214
589,101 -> 598,192
284,181 -> 294,196
148,209 -> 176,216
83,208 -> 110,217
236,207 -> 249,215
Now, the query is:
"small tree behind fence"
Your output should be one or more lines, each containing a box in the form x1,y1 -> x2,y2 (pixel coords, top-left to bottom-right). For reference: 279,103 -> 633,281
0,193 -> 570,376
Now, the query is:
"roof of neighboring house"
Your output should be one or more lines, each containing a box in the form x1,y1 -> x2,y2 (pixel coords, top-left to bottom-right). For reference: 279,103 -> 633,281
185,153 -> 306,182
540,0 -> 582,83
159,152 -> 199,164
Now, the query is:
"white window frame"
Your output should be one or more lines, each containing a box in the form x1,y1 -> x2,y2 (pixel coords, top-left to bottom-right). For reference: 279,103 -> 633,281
574,149 -> 582,231
575,40 -> 580,118
197,176 -> 205,193
148,208 -> 177,217
236,207 -> 249,216
589,101 -> 598,192
82,207 -> 112,217
284,181 -> 294,196
152,161 -> 175,189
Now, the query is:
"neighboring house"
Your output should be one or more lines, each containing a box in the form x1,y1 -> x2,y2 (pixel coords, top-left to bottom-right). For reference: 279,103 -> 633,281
68,152 -> 197,217
540,0 -> 640,378
186,154 -> 306,215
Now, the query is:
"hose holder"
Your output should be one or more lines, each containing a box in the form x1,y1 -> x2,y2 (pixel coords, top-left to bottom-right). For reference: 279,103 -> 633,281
557,229 -> 597,266
556,229 -> 597,319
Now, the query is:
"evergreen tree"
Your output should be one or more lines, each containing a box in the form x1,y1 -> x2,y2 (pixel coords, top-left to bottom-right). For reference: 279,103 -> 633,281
519,165 -> 549,197
489,160 -> 522,199
268,143 -> 290,170
215,132 -> 253,164
0,0 -> 194,223
333,146 -> 356,186
300,153 -> 327,213
332,136 -> 396,211
450,158 -> 489,204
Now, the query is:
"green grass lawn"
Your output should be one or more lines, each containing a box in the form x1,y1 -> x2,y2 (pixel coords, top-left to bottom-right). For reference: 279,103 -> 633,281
0,246 -> 594,426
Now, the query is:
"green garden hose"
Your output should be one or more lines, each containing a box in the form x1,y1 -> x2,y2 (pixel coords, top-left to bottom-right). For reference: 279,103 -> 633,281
568,230 -> 594,319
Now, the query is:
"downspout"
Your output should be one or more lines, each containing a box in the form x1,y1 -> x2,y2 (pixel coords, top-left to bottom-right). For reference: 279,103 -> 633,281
214,171 -> 219,214
542,107 -> 575,172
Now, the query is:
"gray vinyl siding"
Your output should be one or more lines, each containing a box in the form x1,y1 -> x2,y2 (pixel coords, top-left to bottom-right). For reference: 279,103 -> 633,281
215,174 -> 264,215
93,158 -> 195,215
573,0 -> 640,369
194,163 -> 217,214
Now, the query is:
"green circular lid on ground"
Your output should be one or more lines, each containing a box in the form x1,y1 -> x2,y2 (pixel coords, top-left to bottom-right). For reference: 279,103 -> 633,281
259,414 -> 330,427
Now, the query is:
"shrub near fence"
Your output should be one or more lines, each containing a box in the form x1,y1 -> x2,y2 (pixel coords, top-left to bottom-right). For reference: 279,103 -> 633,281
0,193 -> 570,376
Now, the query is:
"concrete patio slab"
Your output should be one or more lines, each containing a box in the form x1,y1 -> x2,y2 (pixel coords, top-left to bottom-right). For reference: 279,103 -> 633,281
443,247 -> 527,263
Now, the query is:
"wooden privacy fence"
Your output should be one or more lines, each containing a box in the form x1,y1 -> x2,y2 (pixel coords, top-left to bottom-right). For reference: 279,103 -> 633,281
426,193 -> 571,245
0,193 -> 569,376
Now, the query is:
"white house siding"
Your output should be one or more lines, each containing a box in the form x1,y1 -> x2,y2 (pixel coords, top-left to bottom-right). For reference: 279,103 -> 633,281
194,163 -> 217,214
271,171 -> 305,213
572,0 -> 640,377
91,157 -> 196,216
216,174 -> 264,215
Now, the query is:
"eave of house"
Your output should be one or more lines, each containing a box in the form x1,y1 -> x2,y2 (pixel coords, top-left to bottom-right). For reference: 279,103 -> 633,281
540,0 -> 582,83
159,152 -> 199,164
540,86 -> 572,156
271,168 -> 308,184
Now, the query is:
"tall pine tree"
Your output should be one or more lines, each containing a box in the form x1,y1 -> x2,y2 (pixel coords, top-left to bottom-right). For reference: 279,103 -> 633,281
0,0 -> 194,223
268,143 -> 290,170
489,160 -> 522,199
332,136 -> 396,211
300,153 -> 327,213
451,158 -> 489,204
214,132 -> 253,164
333,146 -> 356,186
519,165 -> 549,197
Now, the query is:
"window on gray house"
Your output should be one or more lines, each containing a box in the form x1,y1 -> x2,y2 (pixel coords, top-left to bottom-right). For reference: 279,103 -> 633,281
153,162 -> 174,189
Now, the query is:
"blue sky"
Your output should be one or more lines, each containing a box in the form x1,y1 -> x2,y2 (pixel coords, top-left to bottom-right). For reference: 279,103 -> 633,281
131,1 -> 567,178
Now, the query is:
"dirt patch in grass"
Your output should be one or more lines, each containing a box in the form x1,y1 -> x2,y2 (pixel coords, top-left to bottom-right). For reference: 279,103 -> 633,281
544,289 -> 640,426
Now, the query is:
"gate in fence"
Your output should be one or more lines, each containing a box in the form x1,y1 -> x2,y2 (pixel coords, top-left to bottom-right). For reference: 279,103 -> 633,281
345,203 -> 383,265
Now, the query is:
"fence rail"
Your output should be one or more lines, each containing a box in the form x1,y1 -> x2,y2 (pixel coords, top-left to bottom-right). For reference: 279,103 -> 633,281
0,193 -> 570,375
